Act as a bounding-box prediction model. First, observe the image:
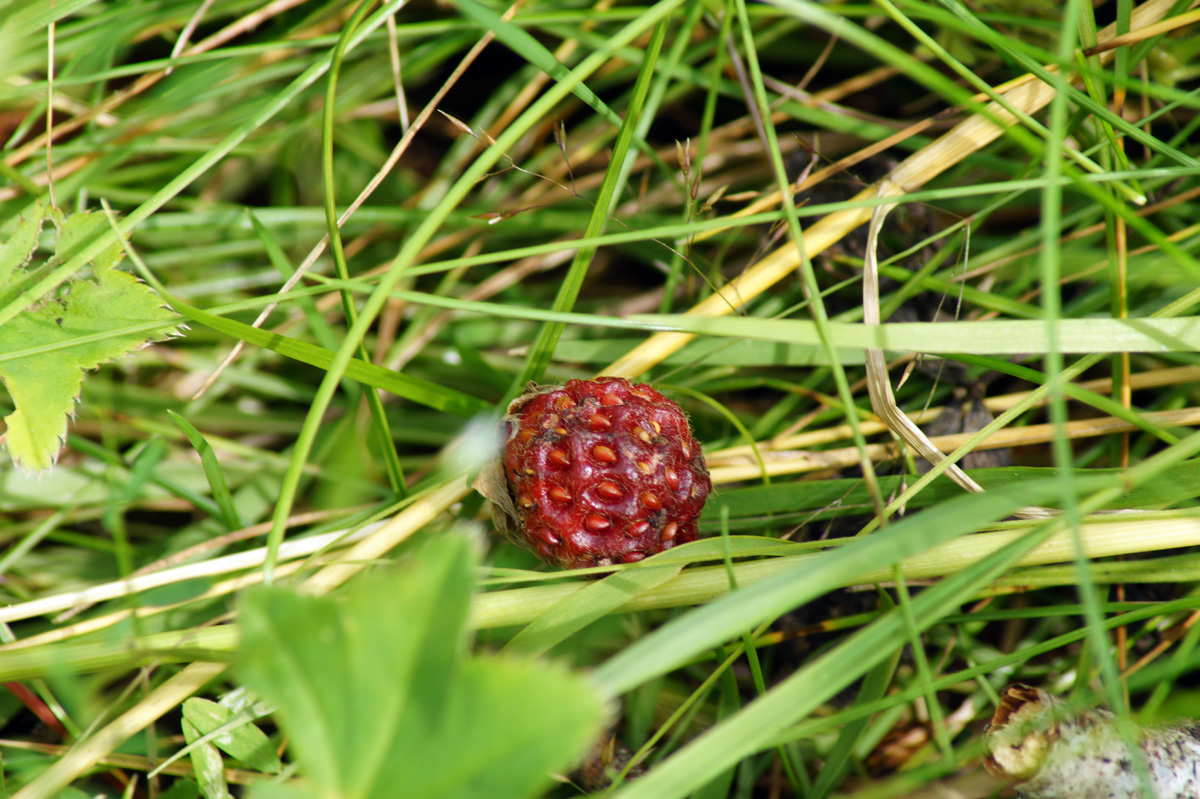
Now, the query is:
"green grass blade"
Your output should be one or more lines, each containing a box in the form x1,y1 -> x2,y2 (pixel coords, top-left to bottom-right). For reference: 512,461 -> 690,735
168,410 -> 243,532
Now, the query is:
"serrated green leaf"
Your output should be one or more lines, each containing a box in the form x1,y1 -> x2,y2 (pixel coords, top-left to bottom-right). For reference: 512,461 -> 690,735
0,209 -> 180,471
239,536 -> 472,796
54,211 -> 124,273
182,716 -> 231,799
237,535 -> 603,799
0,201 -> 51,284
182,698 -> 281,774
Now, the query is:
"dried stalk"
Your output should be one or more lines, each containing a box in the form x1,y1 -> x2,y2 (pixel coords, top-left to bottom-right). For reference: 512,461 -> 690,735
860,189 -> 984,495
985,684 -> 1200,798
706,406 -> 1200,482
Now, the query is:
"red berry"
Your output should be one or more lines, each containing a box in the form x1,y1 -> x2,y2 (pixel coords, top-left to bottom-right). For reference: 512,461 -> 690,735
499,377 -> 711,569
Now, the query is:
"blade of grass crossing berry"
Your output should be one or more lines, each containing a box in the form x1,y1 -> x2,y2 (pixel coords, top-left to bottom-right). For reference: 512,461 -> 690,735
508,18 -> 670,395
168,411 -> 243,532
591,477 -> 1082,699
321,2 -> 406,496
501,562 -> 683,657
471,510 -> 1200,631
266,0 -> 684,583
605,513 -> 1077,799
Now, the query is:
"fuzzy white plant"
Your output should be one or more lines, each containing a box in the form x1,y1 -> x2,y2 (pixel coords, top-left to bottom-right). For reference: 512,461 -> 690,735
984,684 -> 1200,799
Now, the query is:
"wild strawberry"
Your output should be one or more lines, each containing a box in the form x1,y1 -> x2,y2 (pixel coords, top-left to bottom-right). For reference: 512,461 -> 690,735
496,377 -> 711,569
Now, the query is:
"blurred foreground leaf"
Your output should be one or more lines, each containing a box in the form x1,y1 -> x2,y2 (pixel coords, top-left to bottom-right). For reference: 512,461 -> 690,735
236,535 -> 604,799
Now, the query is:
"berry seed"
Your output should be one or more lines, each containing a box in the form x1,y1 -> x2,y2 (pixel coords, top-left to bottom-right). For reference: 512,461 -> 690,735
597,481 -> 623,500
592,444 -> 618,464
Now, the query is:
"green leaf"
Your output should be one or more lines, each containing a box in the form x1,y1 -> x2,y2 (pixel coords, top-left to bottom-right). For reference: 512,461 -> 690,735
0,202 -> 51,285
237,535 -> 603,799
182,715 -> 231,799
181,698 -> 281,774
408,658 -> 603,799
0,204 -> 181,471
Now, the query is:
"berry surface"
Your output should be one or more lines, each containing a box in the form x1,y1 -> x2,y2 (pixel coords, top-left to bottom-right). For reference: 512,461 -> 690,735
502,377 -> 711,569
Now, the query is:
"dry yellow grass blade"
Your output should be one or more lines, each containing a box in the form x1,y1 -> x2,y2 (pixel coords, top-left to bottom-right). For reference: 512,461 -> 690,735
0,739 -> 265,785
861,193 -> 989,497
710,365 -> 1200,463
470,514 -> 1200,629
707,406 -> 1200,483
10,661 -> 230,799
